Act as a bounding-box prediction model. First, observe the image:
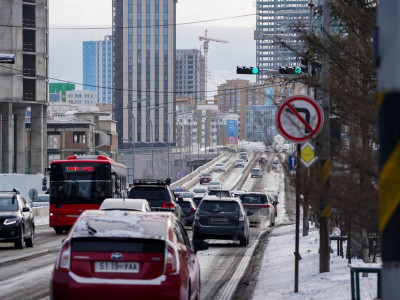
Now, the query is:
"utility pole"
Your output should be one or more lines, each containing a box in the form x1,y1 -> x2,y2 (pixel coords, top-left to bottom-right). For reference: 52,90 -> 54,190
319,0 -> 331,273
378,2 -> 400,298
303,0 -> 315,237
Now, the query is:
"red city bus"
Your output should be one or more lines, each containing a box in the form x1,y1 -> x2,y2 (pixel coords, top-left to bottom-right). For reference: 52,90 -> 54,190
49,155 -> 127,234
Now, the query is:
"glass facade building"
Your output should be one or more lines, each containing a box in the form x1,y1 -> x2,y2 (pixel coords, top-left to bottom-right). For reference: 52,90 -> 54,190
113,0 -> 177,147
245,105 -> 278,144
83,35 -> 112,104
255,0 -> 310,84
176,49 -> 205,102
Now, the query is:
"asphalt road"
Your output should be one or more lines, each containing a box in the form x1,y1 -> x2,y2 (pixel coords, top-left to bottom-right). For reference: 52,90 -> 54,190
0,150 -> 289,300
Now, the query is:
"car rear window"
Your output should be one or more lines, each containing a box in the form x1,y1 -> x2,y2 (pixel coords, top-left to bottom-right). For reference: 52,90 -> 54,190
201,173 -> 211,177
178,202 -> 192,209
71,238 -> 165,253
128,187 -> 169,201
200,201 -> 239,212
208,190 -> 231,197
179,192 -> 194,198
240,195 -> 268,204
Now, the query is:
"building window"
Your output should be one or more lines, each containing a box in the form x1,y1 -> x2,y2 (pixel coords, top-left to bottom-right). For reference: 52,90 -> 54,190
23,78 -> 35,101
23,29 -> 35,52
48,134 -> 60,149
73,132 -> 86,144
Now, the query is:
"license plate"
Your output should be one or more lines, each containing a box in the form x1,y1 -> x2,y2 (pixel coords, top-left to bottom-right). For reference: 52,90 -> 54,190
95,261 -> 139,273
210,217 -> 228,222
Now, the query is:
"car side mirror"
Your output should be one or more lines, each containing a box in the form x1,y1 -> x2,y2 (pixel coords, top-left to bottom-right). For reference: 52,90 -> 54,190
247,210 -> 255,216
193,239 -> 209,254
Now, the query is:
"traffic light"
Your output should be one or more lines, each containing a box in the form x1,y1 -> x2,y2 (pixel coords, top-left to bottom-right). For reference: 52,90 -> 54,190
236,66 -> 259,75
279,66 -> 306,75
279,66 -> 296,74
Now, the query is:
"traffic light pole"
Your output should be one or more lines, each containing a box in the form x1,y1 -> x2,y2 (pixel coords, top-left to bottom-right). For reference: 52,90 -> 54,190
378,2 -> 400,298
319,0 -> 331,273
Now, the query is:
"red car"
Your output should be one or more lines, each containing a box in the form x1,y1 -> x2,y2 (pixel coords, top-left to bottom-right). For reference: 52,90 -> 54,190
51,210 -> 208,300
199,173 -> 212,185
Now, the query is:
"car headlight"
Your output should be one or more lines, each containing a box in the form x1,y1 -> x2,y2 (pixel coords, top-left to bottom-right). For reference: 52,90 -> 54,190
4,217 -> 19,225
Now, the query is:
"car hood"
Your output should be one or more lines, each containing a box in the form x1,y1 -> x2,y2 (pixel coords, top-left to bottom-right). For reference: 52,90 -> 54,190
0,211 -> 19,219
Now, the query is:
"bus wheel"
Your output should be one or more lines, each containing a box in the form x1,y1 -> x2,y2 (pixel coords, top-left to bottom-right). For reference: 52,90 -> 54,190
54,227 -> 64,234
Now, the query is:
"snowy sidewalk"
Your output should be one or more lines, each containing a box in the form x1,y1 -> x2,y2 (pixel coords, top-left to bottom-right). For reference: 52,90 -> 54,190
252,223 -> 380,300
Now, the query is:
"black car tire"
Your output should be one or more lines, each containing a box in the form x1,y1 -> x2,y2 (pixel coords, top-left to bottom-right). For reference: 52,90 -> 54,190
54,226 -> 65,234
240,236 -> 247,247
15,225 -> 24,249
25,225 -> 34,247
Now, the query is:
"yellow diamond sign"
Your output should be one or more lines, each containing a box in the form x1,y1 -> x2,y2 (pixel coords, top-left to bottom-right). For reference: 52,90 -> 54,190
301,142 -> 318,167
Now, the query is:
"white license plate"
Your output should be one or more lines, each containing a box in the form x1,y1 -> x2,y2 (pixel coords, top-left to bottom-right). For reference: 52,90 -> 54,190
210,217 -> 228,222
95,261 -> 139,273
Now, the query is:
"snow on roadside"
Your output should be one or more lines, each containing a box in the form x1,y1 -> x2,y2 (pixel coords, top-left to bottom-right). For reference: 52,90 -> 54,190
252,223 -> 380,300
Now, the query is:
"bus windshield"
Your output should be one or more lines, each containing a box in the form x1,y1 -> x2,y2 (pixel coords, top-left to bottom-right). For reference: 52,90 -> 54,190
50,162 -> 112,204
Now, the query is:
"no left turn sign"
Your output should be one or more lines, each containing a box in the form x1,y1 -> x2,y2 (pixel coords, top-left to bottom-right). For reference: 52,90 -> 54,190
276,95 -> 324,143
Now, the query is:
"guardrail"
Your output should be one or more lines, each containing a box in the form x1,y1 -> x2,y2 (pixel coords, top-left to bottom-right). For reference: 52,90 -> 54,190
32,206 -> 49,218
171,152 -> 231,189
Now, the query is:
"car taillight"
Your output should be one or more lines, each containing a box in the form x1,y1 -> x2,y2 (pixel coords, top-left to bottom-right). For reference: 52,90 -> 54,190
162,202 -> 175,208
190,207 -> 195,213
239,211 -> 245,221
56,242 -> 71,272
164,243 -> 179,275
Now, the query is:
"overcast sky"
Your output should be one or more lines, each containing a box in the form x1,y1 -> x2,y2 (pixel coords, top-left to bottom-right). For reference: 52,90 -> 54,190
49,0 -> 257,92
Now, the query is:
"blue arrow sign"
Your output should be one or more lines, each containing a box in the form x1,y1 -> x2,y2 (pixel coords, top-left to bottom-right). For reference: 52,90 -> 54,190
288,155 -> 297,171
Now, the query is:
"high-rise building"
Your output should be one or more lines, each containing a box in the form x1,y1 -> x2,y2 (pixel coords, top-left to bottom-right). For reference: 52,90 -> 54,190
113,0 -> 177,148
176,49 -> 205,102
0,0 -> 48,174
83,35 -> 113,104
217,80 -> 266,140
246,106 -> 278,143
255,0 -> 310,83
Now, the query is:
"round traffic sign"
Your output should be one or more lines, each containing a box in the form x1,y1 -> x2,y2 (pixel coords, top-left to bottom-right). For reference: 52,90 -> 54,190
276,95 -> 324,143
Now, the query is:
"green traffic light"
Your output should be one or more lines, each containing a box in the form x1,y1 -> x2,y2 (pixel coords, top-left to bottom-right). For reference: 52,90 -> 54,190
252,67 -> 259,74
295,67 -> 302,74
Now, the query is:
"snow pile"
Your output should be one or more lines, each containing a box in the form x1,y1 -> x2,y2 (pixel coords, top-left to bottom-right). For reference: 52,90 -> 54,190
253,223 -> 380,300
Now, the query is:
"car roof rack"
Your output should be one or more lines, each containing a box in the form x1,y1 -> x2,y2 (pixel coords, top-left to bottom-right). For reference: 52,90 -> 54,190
0,188 -> 20,194
133,179 -> 168,186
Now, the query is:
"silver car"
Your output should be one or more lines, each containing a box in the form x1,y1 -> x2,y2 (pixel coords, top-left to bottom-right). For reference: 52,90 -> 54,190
99,198 -> 151,212
251,167 -> 262,178
214,163 -> 226,172
208,181 -> 222,192
238,192 -> 276,226
235,159 -> 245,168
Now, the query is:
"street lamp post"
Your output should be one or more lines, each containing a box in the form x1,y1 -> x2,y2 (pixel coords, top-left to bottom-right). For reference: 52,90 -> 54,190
148,118 -> 154,178
126,108 -> 136,182
163,117 -> 171,178
146,105 -> 167,179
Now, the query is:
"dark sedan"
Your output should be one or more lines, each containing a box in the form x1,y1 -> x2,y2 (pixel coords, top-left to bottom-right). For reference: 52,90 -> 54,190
0,189 -> 35,249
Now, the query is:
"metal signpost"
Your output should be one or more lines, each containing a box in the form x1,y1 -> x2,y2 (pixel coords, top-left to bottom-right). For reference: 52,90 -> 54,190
276,95 -> 324,293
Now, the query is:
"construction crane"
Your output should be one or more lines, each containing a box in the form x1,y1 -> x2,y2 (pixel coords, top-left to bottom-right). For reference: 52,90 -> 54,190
199,29 -> 228,101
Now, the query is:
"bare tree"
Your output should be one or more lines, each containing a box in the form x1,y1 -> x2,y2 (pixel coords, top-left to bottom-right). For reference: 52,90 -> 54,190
278,0 -> 378,262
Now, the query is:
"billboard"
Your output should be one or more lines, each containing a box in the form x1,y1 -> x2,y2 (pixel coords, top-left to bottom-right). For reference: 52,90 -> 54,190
226,120 -> 238,150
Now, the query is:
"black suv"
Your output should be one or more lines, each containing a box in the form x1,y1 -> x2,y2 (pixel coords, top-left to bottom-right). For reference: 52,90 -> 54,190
128,179 -> 181,220
0,189 -> 35,249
